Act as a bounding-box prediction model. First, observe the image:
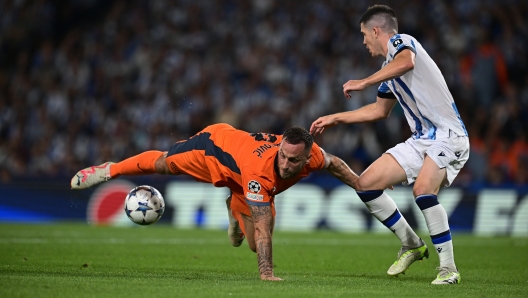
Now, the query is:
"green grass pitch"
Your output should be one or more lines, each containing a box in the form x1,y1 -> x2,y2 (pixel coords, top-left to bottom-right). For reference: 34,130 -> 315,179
1,224 -> 527,298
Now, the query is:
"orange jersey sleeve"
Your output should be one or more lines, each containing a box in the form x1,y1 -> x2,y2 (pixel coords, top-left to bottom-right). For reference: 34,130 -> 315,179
242,169 -> 275,207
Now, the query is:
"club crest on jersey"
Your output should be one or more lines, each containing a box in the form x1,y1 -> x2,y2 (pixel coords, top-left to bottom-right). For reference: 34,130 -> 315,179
392,38 -> 403,48
248,180 -> 261,193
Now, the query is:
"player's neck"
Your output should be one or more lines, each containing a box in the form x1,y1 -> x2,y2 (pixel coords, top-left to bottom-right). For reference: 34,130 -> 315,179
379,33 -> 394,57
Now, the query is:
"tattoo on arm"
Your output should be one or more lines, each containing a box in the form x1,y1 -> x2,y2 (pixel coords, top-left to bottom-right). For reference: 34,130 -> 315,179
326,153 -> 359,189
249,204 -> 274,278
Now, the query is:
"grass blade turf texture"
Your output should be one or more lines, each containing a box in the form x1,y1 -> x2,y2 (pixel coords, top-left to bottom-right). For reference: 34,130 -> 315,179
0,224 -> 526,297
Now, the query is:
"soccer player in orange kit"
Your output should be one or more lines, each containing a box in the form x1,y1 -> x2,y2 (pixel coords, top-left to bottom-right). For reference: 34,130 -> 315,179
71,123 -> 360,281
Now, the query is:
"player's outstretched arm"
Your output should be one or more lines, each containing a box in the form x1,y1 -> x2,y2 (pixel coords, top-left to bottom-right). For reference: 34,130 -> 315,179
321,148 -> 394,191
248,204 -> 282,281
321,149 -> 359,189
310,97 -> 397,135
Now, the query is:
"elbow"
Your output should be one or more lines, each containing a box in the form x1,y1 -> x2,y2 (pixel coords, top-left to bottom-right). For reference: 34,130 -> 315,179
406,58 -> 415,71
403,61 -> 414,73
375,109 -> 391,120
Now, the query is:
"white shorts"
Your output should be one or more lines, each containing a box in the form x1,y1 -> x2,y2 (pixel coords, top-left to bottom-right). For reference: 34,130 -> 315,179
386,132 -> 470,187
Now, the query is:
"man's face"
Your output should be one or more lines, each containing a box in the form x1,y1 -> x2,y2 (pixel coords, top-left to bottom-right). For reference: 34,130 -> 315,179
277,140 -> 311,179
360,23 -> 380,57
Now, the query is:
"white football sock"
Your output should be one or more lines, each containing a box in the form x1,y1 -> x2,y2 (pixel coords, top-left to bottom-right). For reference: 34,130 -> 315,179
357,190 -> 422,248
416,194 -> 456,268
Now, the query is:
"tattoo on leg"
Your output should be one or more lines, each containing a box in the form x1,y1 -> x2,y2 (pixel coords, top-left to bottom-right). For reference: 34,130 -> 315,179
249,204 -> 271,221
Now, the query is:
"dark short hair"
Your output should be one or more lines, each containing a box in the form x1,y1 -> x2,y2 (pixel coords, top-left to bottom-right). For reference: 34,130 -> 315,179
359,4 -> 398,32
283,127 -> 314,151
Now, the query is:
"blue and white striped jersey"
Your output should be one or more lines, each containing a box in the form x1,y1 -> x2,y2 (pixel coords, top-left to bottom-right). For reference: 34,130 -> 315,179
377,33 -> 467,140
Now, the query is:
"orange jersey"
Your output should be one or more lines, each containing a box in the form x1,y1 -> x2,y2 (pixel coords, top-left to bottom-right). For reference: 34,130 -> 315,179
165,123 -> 326,216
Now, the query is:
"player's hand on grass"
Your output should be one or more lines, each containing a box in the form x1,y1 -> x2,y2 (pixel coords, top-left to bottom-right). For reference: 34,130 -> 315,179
310,115 -> 337,135
261,275 -> 283,281
343,79 -> 367,98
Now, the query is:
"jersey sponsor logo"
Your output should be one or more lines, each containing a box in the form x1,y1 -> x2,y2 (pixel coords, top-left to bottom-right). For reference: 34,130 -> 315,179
438,151 -> 446,157
246,192 -> 264,201
248,180 -> 261,193
392,38 -> 403,48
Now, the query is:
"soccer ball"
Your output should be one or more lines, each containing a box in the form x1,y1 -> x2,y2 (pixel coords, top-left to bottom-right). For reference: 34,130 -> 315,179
124,185 -> 165,225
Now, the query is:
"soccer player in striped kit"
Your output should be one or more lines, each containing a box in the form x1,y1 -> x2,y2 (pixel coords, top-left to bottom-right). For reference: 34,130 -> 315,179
311,5 -> 468,284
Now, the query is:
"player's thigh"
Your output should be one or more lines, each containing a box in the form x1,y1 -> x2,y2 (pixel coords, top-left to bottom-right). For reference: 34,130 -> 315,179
413,154 -> 447,196
356,153 -> 407,191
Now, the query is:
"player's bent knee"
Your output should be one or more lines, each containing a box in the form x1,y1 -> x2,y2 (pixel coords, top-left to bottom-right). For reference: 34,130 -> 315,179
412,185 -> 438,198
355,176 -> 374,192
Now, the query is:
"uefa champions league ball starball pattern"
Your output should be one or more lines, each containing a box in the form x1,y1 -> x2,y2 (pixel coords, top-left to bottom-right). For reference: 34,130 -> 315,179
248,180 -> 261,193
124,185 -> 165,225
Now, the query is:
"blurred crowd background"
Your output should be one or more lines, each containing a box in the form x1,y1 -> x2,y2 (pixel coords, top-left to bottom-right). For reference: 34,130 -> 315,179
0,0 -> 527,186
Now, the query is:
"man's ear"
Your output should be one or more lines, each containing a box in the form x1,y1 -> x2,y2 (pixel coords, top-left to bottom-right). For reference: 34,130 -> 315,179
373,27 -> 380,38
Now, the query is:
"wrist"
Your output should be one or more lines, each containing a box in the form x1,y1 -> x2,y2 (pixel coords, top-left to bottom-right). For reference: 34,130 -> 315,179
260,272 -> 274,279
332,114 -> 343,124
361,78 -> 371,89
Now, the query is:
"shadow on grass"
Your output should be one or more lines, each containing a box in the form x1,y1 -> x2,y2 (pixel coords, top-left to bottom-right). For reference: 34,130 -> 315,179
2,267 -> 257,282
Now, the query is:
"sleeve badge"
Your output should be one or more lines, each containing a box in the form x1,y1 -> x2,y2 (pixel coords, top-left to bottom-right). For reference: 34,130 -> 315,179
248,180 -> 261,193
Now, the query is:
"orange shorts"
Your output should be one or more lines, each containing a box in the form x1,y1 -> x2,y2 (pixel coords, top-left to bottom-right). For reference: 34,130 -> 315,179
164,123 -> 240,185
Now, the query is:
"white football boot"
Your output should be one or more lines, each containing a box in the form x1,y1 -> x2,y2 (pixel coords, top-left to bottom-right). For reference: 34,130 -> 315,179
431,266 -> 461,284
70,162 -> 114,189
